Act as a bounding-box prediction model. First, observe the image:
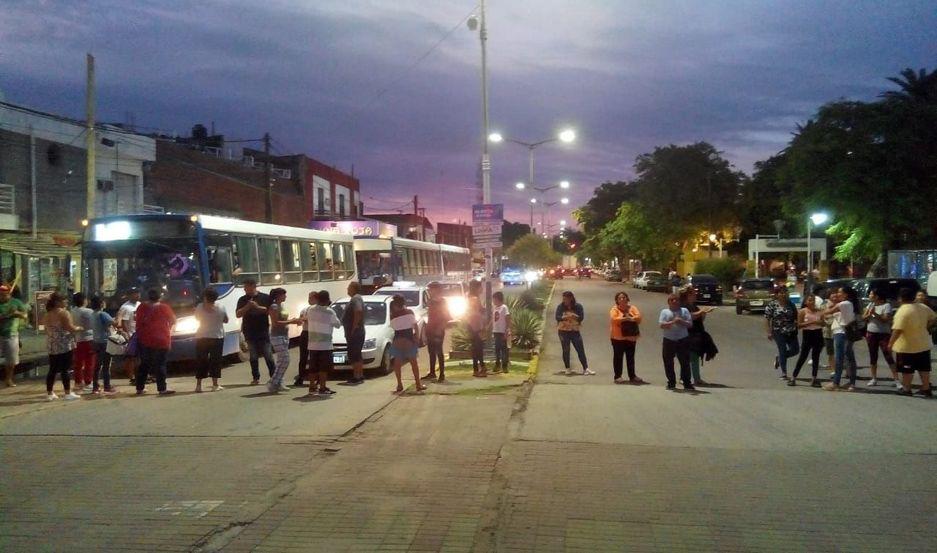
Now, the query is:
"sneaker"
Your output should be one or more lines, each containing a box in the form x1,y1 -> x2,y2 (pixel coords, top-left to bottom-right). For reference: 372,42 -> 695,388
211,385 -> 224,392
63,392 -> 81,400
866,379 -> 877,387
267,383 -> 279,393
810,379 -> 820,388
829,371 -> 836,378
822,382 -> 840,392
582,369 -> 596,376
103,387 -> 117,395
666,382 -> 676,390
83,384 -> 93,392
614,377 -> 626,384
564,369 -> 575,375
292,380 -> 304,387
787,379 -> 796,386
895,381 -> 904,389
896,388 -> 913,397
135,389 -> 146,396
250,379 -> 260,386
683,384 -> 696,391
630,377 -> 645,385
278,384 -> 290,392
842,385 -> 856,392
779,374 -> 788,380
318,387 -> 336,395
915,388 -> 933,398
47,393 -> 58,401
158,389 -> 176,396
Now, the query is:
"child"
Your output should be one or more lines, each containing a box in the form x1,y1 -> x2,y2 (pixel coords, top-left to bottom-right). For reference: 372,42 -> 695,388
89,296 -> 117,394
491,292 -> 512,373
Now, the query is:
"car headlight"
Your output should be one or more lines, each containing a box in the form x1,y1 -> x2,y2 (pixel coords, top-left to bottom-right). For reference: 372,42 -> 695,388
525,270 -> 538,283
173,316 -> 199,335
446,296 -> 468,318
363,338 -> 377,349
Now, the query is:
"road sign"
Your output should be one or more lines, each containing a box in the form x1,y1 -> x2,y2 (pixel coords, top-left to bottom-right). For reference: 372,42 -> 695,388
472,204 -> 503,223
472,223 -> 502,237
473,239 -> 502,249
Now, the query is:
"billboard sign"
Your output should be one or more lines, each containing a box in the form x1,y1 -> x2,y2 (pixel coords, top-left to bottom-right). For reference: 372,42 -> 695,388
309,219 -> 397,238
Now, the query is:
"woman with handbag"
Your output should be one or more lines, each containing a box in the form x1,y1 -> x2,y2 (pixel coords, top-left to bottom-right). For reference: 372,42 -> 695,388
388,295 -> 426,394
609,291 -> 644,384
556,291 -> 593,375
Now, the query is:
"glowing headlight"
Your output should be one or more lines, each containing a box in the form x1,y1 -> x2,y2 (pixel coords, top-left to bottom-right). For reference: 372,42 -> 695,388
446,296 -> 468,318
525,271 -> 538,283
173,316 -> 200,335
363,338 -> 377,349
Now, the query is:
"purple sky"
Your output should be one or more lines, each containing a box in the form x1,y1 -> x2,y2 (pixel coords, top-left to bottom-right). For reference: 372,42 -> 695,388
1,1 -> 935,229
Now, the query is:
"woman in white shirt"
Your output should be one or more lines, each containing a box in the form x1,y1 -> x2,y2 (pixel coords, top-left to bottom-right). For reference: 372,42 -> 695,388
194,288 -> 229,392
822,287 -> 859,391
862,289 -> 898,387
388,295 -> 426,394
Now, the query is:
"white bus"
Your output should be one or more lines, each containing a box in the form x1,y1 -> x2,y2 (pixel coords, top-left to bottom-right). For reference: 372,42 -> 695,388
81,214 -> 356,360
354,237 -> 471,290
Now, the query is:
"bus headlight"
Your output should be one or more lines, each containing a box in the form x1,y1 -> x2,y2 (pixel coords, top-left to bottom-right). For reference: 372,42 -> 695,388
446,296 -> 468,319
173,316 -> 200,335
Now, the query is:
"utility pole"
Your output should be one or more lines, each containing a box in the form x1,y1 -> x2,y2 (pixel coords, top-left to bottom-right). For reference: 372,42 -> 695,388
413,195 -> 418,215
85,53 -> 96,220
263,132 -> 272,223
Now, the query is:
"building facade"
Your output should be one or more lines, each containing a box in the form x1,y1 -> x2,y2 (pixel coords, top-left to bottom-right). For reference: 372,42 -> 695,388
436,222 -> 472,249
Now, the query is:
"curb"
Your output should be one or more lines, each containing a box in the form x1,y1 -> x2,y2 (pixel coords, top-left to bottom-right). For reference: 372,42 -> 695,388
526,282 -> 556,380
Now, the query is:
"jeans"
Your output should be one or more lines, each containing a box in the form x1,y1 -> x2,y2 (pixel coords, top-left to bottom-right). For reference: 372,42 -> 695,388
792,329 -> 823,379
426,333 -> 445,373
866,332 -> 895,367
136,346 -> 169,392
46,351 -> 72,393
294,331 -> 308,383
662,337 -> 691,387
611,339 -> 636,380
195,338 -> 224,379
772,331 -> 800,375
832,332 -> 857,386
493,332 -> 509,369
470,330 -> 485,370
245,335 -> 276,381
689,351 -> 701,383
558,331 -> 588,370
92,342 -> 112,391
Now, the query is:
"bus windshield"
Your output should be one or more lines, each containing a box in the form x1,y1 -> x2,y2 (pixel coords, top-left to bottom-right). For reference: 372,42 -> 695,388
356,250 -> 393,280
83,237 -> 204,316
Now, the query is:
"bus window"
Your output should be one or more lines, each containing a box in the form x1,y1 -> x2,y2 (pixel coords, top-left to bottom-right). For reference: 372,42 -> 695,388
318,241 -> 335,280
259,238 -> 281,285
280,240 -> 302,284
301,241 -> 319,282
332,242 -> 351,279
205,232 -> 233,283
232,236 -> 258,284
344,244 -> 356,278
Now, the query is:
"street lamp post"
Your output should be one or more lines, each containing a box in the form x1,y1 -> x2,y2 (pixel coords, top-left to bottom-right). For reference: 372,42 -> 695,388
806,212 -> 829,295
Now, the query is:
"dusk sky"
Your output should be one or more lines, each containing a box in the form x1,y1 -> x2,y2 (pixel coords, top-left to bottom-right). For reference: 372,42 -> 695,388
1,1 -> 935,229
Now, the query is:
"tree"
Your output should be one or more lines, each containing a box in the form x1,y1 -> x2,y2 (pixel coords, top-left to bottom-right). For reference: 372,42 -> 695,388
505,234 -> 561,268
501,220 -> 531,249
881,67 -> 937,103
573,181 -> 635,235
593,203 -> 680,270
737,154 -> 797,239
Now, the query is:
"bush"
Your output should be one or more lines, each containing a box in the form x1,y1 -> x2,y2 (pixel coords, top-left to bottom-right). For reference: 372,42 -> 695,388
514,290 -> 544,312
510,308 -> 543,351
449,322 -> 472,352
693,257 -> 745,289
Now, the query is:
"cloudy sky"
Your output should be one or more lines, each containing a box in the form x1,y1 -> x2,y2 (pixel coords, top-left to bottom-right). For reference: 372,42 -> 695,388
1,0 -> 935,228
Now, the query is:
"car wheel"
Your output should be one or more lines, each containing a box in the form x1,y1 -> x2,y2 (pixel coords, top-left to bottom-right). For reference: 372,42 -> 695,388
379,347 -> 392,375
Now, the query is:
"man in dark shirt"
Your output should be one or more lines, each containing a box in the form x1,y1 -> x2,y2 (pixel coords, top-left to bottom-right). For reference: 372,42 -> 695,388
236,279 -> 276,385
423,282 -> 452,382
343,281 -> 366,384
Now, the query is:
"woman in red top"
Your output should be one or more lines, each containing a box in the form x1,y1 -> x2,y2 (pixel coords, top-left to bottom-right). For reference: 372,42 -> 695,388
609,292 -> 644,384
134,288 -> 177,396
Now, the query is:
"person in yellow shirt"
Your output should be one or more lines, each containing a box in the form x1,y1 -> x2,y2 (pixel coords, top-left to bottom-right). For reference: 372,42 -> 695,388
889,287 -> 936,397
609,292 -> 644,384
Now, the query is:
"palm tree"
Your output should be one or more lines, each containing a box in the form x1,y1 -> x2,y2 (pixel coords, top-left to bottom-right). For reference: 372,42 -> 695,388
881,67 -> 937,103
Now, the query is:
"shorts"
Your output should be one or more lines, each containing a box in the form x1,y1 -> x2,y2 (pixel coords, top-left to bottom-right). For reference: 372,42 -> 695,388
389,343 -> 419,362
824,338 -> 834,355
346,330 -> 365,363
895,351 -> 931,374
308,349 -> 333,373
0,336 -> 19,366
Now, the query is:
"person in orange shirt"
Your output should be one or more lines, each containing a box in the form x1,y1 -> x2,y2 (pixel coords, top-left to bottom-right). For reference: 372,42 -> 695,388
609,292 -> 645,384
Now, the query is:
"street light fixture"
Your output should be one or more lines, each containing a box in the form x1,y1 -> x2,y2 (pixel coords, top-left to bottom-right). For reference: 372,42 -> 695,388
559,180 -> 570,189
806,212 -> 829,288
560,197 -> 569,205
515,181 -> 525,190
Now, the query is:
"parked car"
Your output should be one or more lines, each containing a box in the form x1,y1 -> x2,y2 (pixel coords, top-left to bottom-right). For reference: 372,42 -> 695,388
852,277 -> 921,310
645,273 -> 671,292
500,268 -> 525,286
686,274 -> 723,304
735,278 -> 774,314
330,295 -> 395,373
809,279 -> 857,303
372,283 -> 428,336
633,271 -> 662,289
436,280 -> 468,320
604,268 -> 622,282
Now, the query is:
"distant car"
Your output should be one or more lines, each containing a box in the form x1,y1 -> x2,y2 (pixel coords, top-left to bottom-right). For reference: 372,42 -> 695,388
577,267 -> 592,279
686,274 -> 723,304
633,271 -> 662,289
500,268 -> 525,286
735,278 -> 774,314
645,273 -> 671,292
604,269 -> 622,282
331,295 -> 395,373
546,267 -> 564,280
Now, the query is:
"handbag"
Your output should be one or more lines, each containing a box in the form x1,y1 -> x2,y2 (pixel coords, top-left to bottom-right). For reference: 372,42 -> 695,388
844,321 -> 863,342
618,307 -> 640,337
124,332 -> 140,357
106,331 -> 128,356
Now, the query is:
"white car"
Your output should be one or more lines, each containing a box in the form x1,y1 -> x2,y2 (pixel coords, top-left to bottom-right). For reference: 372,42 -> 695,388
330,295 -> 396,373
436,281 -> 468,321
372,283 -> 428,335
633,271 -> 662,289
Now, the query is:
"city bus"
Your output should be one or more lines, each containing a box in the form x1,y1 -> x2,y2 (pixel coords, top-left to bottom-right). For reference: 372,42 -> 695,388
354,237 -> 471,291
81,214 -> 356,360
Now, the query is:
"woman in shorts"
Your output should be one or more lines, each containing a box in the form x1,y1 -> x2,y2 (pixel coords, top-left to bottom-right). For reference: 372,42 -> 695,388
388,295 -> 426,394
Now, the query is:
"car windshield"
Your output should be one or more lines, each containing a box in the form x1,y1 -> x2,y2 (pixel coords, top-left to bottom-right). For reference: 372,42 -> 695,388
692,275 -> 717,283
372,289 -> 420,306
332,301 -> 387,326
743,280 -> 773,290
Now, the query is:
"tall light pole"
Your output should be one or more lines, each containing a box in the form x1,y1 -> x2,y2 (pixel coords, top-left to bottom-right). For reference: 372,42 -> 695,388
541,197 -> 569,235
516,180 -> 570,232
468,2 -> 491,204
806,212 -> 829,293
490,130 -> 575,193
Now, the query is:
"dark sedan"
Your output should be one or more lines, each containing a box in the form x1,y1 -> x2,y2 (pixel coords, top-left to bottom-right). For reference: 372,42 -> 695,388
687,274 -> 723,304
